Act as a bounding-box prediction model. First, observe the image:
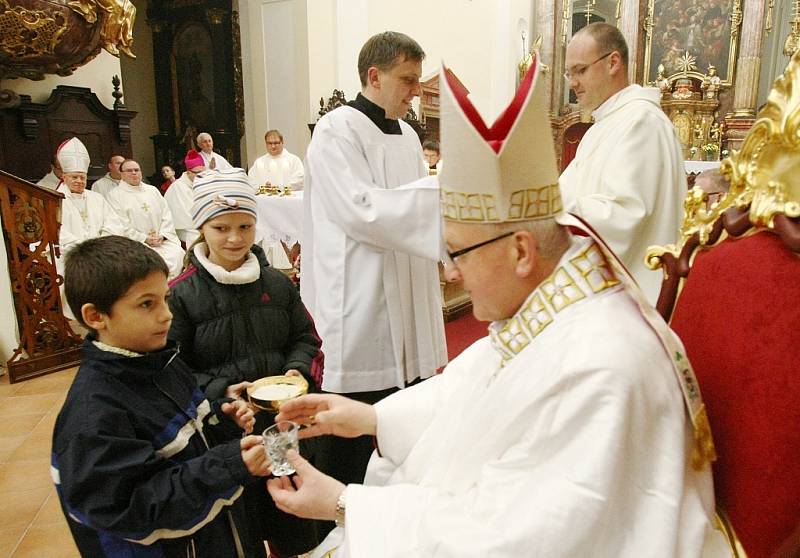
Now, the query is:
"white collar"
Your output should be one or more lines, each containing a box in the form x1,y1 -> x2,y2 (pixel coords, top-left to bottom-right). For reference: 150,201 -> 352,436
193,242 -> 261,284
592,84 -> 660,121
488,236 -> 621,364
93,340 -> 143,357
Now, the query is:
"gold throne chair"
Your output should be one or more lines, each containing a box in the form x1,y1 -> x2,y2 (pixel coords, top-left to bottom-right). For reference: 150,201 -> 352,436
647,50 -> 800,558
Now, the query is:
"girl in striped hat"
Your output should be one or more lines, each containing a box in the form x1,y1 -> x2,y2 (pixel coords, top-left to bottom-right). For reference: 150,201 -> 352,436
167,167 -> 325,557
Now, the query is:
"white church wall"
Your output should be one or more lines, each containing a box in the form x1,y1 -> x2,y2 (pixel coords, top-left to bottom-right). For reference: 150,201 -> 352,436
240,0 -> 312,167
4,51 -> 121,109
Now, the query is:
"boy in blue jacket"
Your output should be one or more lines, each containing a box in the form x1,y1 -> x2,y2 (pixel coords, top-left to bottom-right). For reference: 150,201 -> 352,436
52,235 -> 271,557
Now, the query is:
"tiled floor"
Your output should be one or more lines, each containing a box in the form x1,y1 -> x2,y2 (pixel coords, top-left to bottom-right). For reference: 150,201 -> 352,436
0,366 -> 80,558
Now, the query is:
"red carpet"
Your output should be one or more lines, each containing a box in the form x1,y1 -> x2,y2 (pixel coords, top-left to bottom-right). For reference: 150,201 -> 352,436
444,311 -> 488,361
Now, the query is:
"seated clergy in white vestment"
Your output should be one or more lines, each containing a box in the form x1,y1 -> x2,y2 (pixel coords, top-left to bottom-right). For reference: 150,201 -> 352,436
197,132 -> 232,171
90,154 -> 125,198
164,149 -> 205,246
265,59 -> 730,558
106,159 -> 185,278
247,129 -> 304,191
54,137 -> 125,317
36,155 -> 62,189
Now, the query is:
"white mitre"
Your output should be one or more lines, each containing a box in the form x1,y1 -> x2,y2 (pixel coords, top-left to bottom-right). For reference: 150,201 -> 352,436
439,54 -> 561,224
57,137 -> 90,174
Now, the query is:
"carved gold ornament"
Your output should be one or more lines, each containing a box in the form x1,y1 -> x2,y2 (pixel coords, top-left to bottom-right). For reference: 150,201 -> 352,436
0,0 -> 67,57
67,0 -> 136,58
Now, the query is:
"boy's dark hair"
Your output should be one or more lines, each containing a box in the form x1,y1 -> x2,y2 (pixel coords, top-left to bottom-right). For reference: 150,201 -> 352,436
422,139 -> 440,153
65,236 -> 168,331
358,31 -> 425,87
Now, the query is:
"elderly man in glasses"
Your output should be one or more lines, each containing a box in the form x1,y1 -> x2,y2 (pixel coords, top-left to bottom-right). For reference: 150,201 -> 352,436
265,57 -> 728,558
560,22 -> 686,305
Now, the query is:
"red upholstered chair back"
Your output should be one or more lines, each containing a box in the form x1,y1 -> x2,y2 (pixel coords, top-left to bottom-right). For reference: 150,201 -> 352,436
648,49 -> 800,558
668,231 -> 800,558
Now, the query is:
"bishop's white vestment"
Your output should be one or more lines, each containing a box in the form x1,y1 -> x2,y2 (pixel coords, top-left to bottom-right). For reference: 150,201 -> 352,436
91,173 -> 120,198
312,236 -> 728,558
57,184 -> 125,255
302,105 -> 447,393
248,150 -> 304,191
106,180 -> 185,278
56,183 -> 126,318
559,85 -> 686,305
163,173 -> 199,245
199,150 -> 232,171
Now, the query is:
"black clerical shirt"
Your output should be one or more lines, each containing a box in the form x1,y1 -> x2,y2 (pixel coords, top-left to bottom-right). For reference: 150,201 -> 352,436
348,93 -> 402,135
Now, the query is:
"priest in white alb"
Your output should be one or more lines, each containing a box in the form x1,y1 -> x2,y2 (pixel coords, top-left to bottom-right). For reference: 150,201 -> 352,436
300,31 -> 447,488
266,57 -> 729,558
247,129 -> 304,191
54,138 -> 125,317
559,23 -> 686,305
164,149 -> 205,246
106,159 -> 185,278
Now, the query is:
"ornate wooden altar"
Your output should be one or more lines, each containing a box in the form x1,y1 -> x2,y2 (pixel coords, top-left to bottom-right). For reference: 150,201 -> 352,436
146,0 -> 245,176
0,171 -> 81,383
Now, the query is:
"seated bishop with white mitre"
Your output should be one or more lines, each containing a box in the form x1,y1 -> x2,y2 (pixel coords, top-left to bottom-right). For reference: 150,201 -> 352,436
266,59 -> 729,558
55,138 -> 125,257
54,137 -> 126,318
106,159 -> 185,278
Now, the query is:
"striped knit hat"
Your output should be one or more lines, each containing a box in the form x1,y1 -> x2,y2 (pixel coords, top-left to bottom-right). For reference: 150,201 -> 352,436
192,168 -> 258,228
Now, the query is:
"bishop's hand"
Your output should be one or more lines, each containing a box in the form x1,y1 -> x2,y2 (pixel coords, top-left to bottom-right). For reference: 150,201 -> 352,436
267,450 -> 344,521
275,393 -> 377,439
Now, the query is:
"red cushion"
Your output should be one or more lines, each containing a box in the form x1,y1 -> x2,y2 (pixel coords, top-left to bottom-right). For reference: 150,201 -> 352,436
671,232 -> 800,558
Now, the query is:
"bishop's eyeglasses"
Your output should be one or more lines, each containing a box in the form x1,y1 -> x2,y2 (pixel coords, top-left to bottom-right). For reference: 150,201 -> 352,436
443,231 -> 515,268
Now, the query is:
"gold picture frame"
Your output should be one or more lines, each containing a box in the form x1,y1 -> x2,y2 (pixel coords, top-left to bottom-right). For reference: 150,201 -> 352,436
642,0 -> 743,86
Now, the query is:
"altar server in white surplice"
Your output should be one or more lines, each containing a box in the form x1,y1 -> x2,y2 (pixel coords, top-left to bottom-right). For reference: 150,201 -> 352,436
164,149 -> 205,245
266,56 -> 730,558
300,31 -> 447,488
248,129 -> 304,191
54,138 -> 125,317
106,159 -> 185,278
560,23 -> 686,305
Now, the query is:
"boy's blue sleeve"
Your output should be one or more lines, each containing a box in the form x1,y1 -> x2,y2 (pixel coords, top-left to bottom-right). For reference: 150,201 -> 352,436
53,410 -> 253,544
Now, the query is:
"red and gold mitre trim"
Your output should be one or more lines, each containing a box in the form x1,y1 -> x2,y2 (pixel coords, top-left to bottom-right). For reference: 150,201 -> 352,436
438,54 -> 562,223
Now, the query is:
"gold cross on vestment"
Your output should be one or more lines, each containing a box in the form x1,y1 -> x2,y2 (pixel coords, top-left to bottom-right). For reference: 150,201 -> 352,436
141,203 -> 150,212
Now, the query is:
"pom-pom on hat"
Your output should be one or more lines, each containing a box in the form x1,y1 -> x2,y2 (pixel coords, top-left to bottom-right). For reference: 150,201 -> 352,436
192,168 -> 257,229
57,137 -> 90,174
184,149 -> 205,172
438,54 -> 562,223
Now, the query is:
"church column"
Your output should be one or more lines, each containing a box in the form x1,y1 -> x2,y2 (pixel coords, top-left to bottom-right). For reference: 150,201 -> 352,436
618,0 -> 643,83
725,0 -> 763,150
535,0 -> 558,112
147,18 -> 175,170
207,7 -> 237,164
